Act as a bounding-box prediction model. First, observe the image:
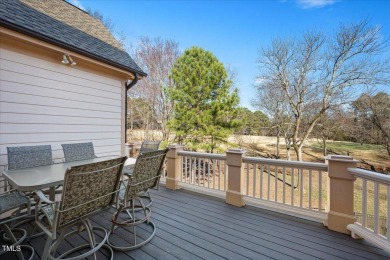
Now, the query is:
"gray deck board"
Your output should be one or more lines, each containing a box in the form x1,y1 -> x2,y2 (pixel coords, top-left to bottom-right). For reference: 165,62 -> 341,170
154,189 -> 384,259
153,204 -> 295,259
157,187 -> 389,258
96,210 -> 203,260
153,197 -> 339,260
1,185 -> 390,260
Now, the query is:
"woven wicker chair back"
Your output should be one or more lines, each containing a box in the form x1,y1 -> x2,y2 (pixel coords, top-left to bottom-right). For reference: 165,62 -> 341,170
58,156 -> 126,227
125,149 -> 168,200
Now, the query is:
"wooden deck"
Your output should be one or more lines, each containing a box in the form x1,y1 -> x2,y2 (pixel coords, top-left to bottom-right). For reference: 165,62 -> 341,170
2,186 -> 390,260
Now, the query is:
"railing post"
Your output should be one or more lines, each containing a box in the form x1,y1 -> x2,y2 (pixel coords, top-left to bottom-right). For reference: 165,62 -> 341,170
166,144 -> 184,190
226,148 -> 245,207
324,155 -> 359,234
128,141 -> 141,158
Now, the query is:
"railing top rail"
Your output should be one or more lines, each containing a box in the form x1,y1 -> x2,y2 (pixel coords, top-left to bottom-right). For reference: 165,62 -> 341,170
178,151 -> 226,160
348,167 -> 390,186
243,156 -> 328,171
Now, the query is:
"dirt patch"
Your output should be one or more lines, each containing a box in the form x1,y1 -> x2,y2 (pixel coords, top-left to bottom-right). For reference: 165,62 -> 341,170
129,130 -> 390,174
229,135 -> 390,174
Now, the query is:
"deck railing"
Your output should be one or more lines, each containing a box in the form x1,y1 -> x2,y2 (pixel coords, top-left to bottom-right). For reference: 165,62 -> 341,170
347,168 -> 390,252
161,147 -> 328,221
242,157 -> 328,220
128,143 -> 389,252
178,151 -> 227,191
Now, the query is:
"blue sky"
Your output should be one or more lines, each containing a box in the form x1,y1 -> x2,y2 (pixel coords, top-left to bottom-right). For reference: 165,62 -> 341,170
72,0 -> 390,109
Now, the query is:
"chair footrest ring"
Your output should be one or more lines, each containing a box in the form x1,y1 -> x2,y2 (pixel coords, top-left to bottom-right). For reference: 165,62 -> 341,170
48,226 -> 113,260
107,221 -> 155,252
0,244 -> 34,260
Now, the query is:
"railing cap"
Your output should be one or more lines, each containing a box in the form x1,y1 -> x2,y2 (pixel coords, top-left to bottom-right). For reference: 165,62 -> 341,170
226,148 -> 246,154
325,155 -> 359,163
348,167 -> 390,185
243,156 -> 328,171
178,150 -> 226,160
168,144 -> 185,149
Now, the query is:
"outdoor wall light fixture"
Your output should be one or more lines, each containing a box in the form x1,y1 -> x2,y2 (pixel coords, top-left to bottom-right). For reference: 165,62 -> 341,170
61,54 -> 76,66
68,55 -> 76,66
61,54 -> 69,64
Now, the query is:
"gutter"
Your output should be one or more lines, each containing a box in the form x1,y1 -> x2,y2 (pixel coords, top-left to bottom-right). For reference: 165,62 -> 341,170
125,74 -> 139,144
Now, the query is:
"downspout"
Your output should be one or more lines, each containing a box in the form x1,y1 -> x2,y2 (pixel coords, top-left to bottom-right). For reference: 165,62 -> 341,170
125,73 -> 139,144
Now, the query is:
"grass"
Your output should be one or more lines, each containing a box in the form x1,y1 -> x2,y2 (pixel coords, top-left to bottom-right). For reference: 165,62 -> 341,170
132,130 -> 389,232
354,178 -> 388,235
226,135 -> 390,174
312,141 -> 383,152
241,166 -> 328,211
184,160 -> 387,235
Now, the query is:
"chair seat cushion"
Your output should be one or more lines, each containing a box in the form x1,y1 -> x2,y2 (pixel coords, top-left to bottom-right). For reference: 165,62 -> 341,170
123,165 -> 134,175
118,179 -> 149,201
41,205 -> 54,221
0,192 -> 29,214
118,180 -> 128,200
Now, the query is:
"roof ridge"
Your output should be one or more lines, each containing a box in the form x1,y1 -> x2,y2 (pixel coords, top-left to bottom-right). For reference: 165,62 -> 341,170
61,0 -> 89,15
19,0 -> 123,50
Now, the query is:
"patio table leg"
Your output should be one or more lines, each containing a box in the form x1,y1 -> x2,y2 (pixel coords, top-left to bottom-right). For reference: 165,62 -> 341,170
49,187 -> 55,201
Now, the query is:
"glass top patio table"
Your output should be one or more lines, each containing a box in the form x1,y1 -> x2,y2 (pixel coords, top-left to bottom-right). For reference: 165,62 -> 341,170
3,155 -> 136,200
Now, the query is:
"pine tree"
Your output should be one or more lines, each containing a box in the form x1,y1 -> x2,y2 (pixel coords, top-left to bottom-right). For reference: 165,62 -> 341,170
168,47 -> 240,153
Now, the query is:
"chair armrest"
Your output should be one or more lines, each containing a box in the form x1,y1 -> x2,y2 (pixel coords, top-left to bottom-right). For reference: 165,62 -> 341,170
34,190 -> 54,204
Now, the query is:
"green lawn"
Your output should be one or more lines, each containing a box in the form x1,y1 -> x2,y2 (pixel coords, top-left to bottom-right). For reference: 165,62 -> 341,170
312,141 -> 382,151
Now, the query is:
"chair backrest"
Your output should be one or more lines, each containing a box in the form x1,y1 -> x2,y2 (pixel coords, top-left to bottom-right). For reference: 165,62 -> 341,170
61,142 -> 96,162
7,145 -> 52,170
140,140 -> 161,154
58,156 -> 126,228
125,149 -> 169,201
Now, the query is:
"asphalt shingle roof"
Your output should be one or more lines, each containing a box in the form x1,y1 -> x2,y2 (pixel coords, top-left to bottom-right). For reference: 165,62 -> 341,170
0,0 -> 146,76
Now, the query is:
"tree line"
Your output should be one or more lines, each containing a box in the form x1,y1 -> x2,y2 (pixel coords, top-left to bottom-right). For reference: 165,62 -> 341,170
253,19 -> 389,160
127,19 -> 389,160
89,9 -> 389,160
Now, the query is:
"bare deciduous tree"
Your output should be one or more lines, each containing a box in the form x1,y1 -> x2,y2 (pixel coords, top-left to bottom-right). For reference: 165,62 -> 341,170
253,80 -> 293,159
353,92 -> 390,155
127,95 -> 157,141
86,7 -> 127,48
314,108 -> 346,156
256,20 -> 389,161
130,37 -> 180,141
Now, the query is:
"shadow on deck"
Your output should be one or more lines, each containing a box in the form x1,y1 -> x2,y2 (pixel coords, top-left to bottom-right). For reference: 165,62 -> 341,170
2,186 -> 390,260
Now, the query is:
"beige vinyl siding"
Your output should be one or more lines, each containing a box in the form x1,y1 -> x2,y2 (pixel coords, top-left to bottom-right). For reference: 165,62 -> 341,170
0,48 -> 123,171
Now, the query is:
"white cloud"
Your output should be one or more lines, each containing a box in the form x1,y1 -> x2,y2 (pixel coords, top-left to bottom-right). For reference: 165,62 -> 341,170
254,77 -> 265,84
67,0 -> 85,11
297,0 -> 337,9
